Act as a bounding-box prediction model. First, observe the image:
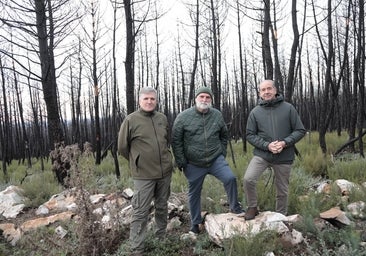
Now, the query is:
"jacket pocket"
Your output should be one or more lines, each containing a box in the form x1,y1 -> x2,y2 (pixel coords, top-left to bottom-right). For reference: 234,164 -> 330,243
134,154 -> 140,167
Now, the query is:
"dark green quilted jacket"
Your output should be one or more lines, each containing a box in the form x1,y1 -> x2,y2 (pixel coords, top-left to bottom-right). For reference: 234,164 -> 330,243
172,107 -> 228,168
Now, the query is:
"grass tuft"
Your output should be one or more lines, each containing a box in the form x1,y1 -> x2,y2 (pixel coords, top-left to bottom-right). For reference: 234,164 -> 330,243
1,131 -> 366,255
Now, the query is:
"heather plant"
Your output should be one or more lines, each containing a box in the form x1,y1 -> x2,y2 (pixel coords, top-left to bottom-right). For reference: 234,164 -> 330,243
347,185 -> 366,206
2,160 -> 62,207
222,230 -> 280,256
287,167 -> 319,215
2,160 -> 29,184
12,225 -> 73,255
191,233 -> 225,256
294,223 -> 364,256
200,175 -> 230,213
301,147 -> 329,177
20,171 -> 63,207
327,158 -> 366,183
170,168 -> 188,193
1,131 -> 366,255
0,159 -> 53,187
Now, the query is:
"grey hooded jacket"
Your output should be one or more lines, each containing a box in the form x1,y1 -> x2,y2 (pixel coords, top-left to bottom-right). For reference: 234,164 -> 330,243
246,94 -> 306,164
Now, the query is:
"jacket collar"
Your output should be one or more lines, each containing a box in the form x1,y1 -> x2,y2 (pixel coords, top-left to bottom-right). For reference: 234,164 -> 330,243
259,93 -> 284,107
138,108 -> 156,116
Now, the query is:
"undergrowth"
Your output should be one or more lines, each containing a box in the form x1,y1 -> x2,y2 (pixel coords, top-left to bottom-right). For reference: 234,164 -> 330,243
0,131 -> 366,255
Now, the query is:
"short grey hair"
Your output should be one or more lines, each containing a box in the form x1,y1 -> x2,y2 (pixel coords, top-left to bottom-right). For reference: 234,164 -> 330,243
139,87 -> 157,99
260,79 -> 275,87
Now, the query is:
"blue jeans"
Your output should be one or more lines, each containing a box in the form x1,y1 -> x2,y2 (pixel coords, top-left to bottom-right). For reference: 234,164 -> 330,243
184,155 -> 242,227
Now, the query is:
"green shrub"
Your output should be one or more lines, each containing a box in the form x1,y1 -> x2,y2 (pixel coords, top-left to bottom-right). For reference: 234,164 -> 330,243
347,186 -> 366,206
301,147 -> 329,177
171,169 -> 188,193
325,132 -> 350,154
288,167 -> 320,215
327,158 -> 366,183
200,175 -> 229,214
223,230 -> 280,256
20,171 -> 63,207
2,131 -> 366,256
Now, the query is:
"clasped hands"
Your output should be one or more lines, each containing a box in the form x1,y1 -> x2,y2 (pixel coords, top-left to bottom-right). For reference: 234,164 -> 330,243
268,140 -> 286,154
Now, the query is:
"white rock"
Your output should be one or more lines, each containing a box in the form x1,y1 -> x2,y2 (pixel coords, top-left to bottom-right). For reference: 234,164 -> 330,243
180,232 -> 197,242
264,252 -> 275,256
0,185 -> 27,219
347,201 -> 365,216
122,188 -> 134,199
281,228 -> 304,246
93,207 -> 103,215
204,211 -> 291,246
89,194 -> 105,204
55,225 -> 68,239
36,205 -> 50,215
66,202 -> 77,211
167,216 -> 182,231
335,179 -> 357,195
2,204 -> 25,219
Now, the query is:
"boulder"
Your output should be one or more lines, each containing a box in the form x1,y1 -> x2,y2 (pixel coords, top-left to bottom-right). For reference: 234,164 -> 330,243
0,185 -> 27,219
204,211 -> 303,247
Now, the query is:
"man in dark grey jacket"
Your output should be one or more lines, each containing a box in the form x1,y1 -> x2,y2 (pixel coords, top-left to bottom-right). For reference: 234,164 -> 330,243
243,79 -> 306,220
118,87 -> 173,255
172,87 -> 244,235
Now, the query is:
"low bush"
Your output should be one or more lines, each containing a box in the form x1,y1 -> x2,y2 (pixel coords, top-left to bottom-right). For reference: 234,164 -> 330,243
1,131 -> 366,255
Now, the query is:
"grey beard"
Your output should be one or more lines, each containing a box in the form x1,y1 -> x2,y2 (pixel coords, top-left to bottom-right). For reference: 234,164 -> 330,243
196,102 -> 212,110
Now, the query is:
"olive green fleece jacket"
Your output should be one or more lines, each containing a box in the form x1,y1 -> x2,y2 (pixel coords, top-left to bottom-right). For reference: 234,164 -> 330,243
246,94 -> 306,164
172,106 -> 228,168
117,109 -> 173,179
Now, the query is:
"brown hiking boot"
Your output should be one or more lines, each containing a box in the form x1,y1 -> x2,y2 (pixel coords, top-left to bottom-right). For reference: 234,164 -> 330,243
244,207 -> 259,220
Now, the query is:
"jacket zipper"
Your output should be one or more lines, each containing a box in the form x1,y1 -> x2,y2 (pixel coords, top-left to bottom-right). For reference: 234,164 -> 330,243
151,116 -> 164,178
202,113 -> 209,166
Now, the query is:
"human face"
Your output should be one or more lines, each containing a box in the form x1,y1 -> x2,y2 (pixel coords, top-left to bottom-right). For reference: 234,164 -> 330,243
259,80 -> 277,101
195,93 -> 212,112
139,92 -> 157,112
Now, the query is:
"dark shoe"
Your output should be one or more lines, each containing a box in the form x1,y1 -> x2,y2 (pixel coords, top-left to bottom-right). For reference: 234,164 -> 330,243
190,224 -> 200,234
244,207 -> 259,220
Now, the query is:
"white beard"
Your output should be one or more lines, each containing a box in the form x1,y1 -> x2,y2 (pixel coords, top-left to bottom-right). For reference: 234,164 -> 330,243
196,102 -> 212,110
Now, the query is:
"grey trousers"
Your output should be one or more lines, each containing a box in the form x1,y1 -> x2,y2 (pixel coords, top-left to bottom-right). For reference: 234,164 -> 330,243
129,174 -> 171,252
243,156 -> 291,215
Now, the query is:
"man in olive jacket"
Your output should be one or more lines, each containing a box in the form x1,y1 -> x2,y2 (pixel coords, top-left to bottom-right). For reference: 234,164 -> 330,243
172,87 -> 244,235
243,79 -> 306,220
118,87 -> 173,255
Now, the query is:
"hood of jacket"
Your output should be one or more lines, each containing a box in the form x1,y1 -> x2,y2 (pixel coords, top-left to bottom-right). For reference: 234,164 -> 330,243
246,94 -> 305,164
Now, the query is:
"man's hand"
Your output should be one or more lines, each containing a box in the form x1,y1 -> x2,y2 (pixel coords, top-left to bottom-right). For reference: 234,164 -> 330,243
268,140 -> 286,154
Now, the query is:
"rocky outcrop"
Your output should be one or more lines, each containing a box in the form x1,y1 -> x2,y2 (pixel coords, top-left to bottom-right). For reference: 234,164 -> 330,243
0,178 -> 365,250
203,211 -> 304,247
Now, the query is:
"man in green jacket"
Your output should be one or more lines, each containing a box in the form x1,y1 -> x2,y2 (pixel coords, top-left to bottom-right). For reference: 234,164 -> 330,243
118,87 -> 173,255
243,79 -> 306,220
172,87 -> 244,235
